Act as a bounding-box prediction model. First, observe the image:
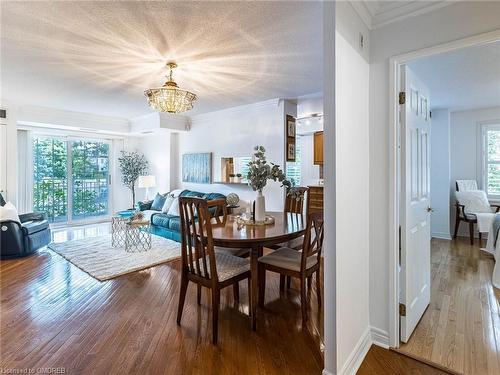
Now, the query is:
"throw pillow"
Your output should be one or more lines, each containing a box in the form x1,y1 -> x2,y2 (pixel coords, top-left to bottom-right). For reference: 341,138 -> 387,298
0,202 -> 21,223
456,190 -> 492,214
167,197 -> 180,216
150,193 -> 167,211
161,194 -> 176,213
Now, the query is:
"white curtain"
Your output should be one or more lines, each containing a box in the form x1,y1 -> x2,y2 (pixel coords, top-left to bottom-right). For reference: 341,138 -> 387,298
17,129 -> 33,213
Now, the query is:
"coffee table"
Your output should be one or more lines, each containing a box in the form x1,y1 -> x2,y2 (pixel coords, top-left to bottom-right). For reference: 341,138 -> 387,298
124,219 -> 151,253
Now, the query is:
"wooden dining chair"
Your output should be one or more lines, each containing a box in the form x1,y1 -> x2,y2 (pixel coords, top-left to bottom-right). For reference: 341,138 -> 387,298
270,187 -> 309,251
176,197 -> 252,344
258,211 -> 324,324
270,187 -> 309,290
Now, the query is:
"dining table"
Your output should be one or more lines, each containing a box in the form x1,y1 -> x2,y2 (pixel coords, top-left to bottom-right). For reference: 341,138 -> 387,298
211,211 -> 306,330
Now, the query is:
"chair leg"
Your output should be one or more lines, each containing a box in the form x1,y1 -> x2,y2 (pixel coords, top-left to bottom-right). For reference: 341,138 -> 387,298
300,277 -> 308,324
316,269 -> 322,307
258,264 -> 266,307
453,215 -> 460,239
279,274 -> 285,294
286,276 -> 291,289
197,284 -> 202,305
233,282 -> 240,302
211,289 -> 220,344
177,275 -> 189,325
247,277 -> 252,314
469,222 -> 474,245
479,231 -> 482,246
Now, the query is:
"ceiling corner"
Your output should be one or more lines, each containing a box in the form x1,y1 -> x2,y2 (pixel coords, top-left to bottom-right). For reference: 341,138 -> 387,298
349,1 -> 374,30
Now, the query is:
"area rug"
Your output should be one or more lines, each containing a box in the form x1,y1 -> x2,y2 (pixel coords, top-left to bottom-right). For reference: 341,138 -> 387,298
48,234 -> 181,281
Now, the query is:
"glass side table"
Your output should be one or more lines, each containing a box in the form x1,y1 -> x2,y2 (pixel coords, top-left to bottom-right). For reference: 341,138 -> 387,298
124,219 -> 151,253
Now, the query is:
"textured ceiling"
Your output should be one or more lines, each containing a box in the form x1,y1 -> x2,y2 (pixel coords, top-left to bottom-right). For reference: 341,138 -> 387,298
0,1 -> 322,118
409,41 -> 500,111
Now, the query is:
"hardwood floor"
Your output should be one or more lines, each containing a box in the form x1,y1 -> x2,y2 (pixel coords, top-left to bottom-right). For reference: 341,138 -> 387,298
358,345 -> 450,375
397,237 -> 500,375
0,224 -> 323,374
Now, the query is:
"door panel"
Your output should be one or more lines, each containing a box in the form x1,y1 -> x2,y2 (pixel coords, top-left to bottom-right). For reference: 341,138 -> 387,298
400,65 -> 432,343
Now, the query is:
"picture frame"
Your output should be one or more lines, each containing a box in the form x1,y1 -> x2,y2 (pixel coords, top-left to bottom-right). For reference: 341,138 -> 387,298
285,114 -> 296,162
287,141 -> 295,161
182,152 -> 212,184
286,115 -> 296,138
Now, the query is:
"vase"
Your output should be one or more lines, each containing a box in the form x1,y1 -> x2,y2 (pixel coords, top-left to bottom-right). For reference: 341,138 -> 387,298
255,191 -> 266,222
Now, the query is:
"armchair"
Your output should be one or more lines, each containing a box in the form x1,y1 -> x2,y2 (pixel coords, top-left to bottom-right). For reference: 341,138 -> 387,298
453,180 -> 499,245
0,195 -> 51,259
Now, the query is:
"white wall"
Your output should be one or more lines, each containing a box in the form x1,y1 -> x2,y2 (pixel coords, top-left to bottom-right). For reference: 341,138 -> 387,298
369,1 -> 500,342
299,135 -> 320,186
135,130 -> 172,200
335,31 -> 371,374
430,109 -> 451,239
450,106 -> 500,236
174,99 -> 294,211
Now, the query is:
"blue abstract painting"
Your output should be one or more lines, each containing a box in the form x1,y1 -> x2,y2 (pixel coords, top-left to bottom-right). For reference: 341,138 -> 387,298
182,153 -> 212,184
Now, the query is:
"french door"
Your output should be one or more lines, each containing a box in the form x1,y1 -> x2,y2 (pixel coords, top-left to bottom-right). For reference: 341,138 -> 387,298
33,136 -> 112,224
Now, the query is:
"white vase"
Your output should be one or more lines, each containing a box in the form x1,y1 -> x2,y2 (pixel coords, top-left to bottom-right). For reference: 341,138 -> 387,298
255,191 -> 266,222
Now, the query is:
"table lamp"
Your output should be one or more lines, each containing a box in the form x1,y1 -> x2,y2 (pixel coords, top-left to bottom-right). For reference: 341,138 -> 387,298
138,175 -> 156,201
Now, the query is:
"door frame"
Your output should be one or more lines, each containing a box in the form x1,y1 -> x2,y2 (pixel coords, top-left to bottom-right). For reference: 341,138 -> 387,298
388,28 -> 500,349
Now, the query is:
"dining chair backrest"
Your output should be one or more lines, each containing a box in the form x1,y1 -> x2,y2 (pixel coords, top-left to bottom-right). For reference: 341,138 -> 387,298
179,197 -> 218,284
208,198 -> 228,225
285,187 -> 309,215
456,180 -> 478,192
301,211 -> 324,271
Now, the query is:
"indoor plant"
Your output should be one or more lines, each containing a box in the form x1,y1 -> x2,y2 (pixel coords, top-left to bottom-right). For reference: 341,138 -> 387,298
246,145 -> 292,221
118,151 -> 149,208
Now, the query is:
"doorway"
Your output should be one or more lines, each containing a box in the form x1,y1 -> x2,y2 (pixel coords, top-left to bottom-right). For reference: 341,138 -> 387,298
389,30 -> 500,373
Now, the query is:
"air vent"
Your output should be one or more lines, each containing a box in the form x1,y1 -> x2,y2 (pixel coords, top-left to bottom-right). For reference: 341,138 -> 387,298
0,109 -> 6,119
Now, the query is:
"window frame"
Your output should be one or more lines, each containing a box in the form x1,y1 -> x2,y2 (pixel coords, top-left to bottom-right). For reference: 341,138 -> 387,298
479,122 -> 500,200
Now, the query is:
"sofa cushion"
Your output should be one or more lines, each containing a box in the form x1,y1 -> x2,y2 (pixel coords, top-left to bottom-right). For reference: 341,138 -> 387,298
161,194 -> 176,213
21,219 -> 49,235
167,197 -> 181,216
151,193 -> 167,211
151,213 -> 173,228
180,190 -> 205,198
168,217 -> 181,232
204,192 -> 226,201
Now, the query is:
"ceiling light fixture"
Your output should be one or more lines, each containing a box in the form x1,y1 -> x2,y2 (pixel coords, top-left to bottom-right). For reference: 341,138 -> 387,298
144,62 -> 197,114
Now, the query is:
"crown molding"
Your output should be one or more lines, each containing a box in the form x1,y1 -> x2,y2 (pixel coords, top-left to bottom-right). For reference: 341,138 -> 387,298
350,1 -> 453,31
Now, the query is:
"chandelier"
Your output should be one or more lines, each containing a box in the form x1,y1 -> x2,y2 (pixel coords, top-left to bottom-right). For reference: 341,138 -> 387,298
144,62 -> 197,114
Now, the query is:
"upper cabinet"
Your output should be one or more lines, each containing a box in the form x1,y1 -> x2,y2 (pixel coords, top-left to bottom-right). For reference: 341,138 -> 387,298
313,131 -> 323,165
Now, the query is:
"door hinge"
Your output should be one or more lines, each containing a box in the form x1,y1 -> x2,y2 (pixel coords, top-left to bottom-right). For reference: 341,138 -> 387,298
399,303 -> 406,316
399,92 -> 406,105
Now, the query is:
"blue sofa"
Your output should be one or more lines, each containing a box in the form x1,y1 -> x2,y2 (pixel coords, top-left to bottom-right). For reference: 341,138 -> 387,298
139,189 -> 226,242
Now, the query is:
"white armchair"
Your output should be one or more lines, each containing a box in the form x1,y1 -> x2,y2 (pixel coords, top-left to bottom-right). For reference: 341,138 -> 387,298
453,180 -> 500,245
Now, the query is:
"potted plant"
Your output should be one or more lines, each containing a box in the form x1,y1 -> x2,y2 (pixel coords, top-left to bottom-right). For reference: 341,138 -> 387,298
246,146 -> 292,222
118,151 -> 149,208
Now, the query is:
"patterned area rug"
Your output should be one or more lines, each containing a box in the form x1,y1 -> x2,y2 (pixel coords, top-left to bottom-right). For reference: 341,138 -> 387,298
48,234 -> 181,281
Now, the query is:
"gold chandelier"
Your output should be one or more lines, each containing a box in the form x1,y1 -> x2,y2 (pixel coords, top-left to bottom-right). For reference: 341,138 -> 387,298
144,62 -> 197,114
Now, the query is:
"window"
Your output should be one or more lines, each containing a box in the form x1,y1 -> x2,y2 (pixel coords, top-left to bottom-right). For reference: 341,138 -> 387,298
481,124 -> 500,197
33,136 -> 111,223
286,137 -> 301,185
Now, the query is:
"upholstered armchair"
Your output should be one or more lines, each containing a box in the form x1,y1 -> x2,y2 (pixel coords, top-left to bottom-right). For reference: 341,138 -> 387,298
453,180 -> 500,245
0,194 -> 51,259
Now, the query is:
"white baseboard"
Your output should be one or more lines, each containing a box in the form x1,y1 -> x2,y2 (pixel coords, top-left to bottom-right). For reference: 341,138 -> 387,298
431,232 -> 452,240
370,326 -> 390,349
322,370 -> 334,375
339,327 -> 372,375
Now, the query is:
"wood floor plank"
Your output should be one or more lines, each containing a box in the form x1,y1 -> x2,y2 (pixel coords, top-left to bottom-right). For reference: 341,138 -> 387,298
0,225 -> 323,374
398,237 -> 500,375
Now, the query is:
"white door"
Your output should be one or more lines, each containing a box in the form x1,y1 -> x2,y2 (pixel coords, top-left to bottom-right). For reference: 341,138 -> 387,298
399,65 -> 431,343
